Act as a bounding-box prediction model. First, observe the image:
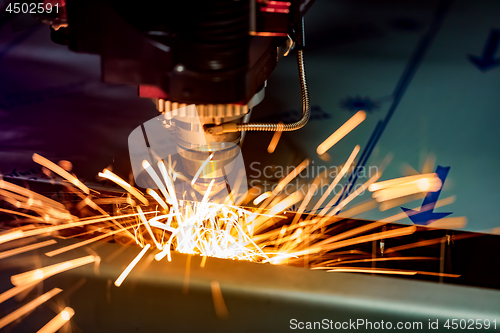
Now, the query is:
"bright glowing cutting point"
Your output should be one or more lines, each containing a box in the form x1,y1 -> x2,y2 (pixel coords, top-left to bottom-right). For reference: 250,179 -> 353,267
0,150 -> 468,289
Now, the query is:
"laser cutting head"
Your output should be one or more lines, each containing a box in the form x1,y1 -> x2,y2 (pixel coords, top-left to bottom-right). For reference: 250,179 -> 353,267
35,0 -> 314,197
153,88 -> 265,196
128,102 -> 252,200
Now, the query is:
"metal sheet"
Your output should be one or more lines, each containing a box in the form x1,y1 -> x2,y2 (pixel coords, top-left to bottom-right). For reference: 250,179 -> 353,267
1,237 -> 499,332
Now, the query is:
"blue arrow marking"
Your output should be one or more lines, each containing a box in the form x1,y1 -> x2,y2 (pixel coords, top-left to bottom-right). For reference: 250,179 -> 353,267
468,29 -> 500,71
401,166 -> 452,225
333,0 -> 453,214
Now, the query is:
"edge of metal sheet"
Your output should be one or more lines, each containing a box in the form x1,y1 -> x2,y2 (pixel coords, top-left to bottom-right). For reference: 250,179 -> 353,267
1,237 -> 499,332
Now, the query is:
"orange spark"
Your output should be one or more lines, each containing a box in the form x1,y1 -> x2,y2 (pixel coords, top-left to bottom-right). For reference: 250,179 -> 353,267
37,307 -> 74,333
147,189 -> 169,210
371,177 -> 442,202
0,230 -> 25,245
267,123 -> 283,154
211,281 -> 229,318
11,255 -> 97,286
316,226 -> 417,253
317,111 -> 366,155
200,255 -> 207,268
137,207 -> 162,249
272,159 -> 310,195
0,281 -> 39,305
379,194 -> 425,211
114,243 -> 151,287
270,191 -> 303,216
0,239 -> 57,260
92,197 -> 131,205
327,267 -> 417,275
414,271 -> 460,278
0,212 -> 153,246
0,181 -> 67,215
33,154 -> 89,194
45,225 -> 136,257
319,172 -> 380,218
0,208 -> 45,222
158,160 -> 179,206
142,160 -> 172,204
0,288 -> 62,329
291,170 -> 328,226
98,169 -> 149,205
308,145 -> 360,217
318,152 -> 331,162
368,173 -> 438,192
312,221 -> 386,247
78,196 -> 136,241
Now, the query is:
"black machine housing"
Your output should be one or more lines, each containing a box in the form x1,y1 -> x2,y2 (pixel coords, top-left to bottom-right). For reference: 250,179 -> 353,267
42,0 -> 314,104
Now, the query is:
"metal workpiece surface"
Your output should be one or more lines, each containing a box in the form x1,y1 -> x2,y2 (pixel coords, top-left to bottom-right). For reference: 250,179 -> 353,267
1,237 -> 499,332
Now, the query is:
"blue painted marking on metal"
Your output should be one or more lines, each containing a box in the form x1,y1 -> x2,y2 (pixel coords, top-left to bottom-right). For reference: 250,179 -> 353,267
334,0 -> 454,214
401,166 -> 452,225
468,29 -> 500,71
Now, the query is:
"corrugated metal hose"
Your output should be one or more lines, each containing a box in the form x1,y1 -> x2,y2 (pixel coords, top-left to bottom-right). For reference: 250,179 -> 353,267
210,18 -> 310,134
235,48 -> 310,132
